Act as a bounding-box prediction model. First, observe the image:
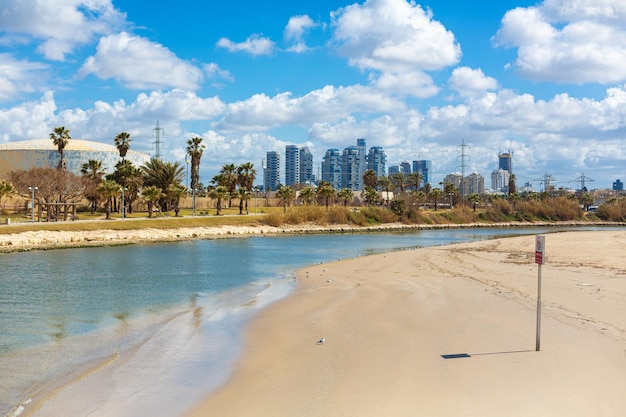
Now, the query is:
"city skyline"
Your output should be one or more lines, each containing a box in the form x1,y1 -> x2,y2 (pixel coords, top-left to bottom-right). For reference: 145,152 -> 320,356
1,0 -> 625,189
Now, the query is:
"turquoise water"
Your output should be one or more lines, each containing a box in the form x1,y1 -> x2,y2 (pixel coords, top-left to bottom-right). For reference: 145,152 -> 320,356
0,227 -> 618,416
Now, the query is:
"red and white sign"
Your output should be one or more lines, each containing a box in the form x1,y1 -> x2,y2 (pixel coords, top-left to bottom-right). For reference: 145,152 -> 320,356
535,235 -> 545,264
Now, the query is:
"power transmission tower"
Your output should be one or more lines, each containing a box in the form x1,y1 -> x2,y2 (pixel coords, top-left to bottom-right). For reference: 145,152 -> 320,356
575,173 -> 594,191
456,138 -> 470,199
153,120 -> 164,160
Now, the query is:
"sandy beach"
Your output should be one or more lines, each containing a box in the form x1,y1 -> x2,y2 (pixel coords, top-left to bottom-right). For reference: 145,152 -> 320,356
185,229 -> 626,417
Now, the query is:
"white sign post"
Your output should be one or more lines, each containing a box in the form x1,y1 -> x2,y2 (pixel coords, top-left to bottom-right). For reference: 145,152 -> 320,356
535,235 -> 545,351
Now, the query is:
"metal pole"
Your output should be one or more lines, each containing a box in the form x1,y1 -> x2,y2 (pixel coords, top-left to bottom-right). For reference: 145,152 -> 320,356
536,263 -> 542,351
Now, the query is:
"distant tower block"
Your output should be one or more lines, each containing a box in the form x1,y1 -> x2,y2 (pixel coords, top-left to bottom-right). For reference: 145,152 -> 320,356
153,121 -> 164,160
499,151 -> 513,173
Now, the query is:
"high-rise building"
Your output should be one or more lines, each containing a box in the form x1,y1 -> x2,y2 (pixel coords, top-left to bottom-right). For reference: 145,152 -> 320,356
342,146 -> 362,190
614,179 -> 624,191
299,146 -> 314,184
367,146 -> 386,178
464,172 -> 485,194
491,168 -> 509,193
356,138 -> 367,189
284,145 -> 300,187
399,161 -> 411,175
412,160 -> 431,187
498,151 -> 513,173
443,172 -> 463,189
322,148 -> 342,189
263,151 -> 280,192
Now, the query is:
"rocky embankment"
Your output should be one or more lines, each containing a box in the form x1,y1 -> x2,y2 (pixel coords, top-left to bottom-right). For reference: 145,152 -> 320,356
0,221 -> 622,253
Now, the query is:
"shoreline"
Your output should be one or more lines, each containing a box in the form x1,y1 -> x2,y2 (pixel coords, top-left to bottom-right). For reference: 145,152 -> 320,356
1,220 -> 623,253
185,229 -> 626,417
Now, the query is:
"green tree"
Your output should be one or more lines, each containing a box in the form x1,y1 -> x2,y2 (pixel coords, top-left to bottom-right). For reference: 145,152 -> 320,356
209,185 -> 228,215
391,172 -> 407,196
579,192 -> 594,212
114,132 -> 131,161
508,174 -> 517,195
362,187 -> 379,206
166,183 -> 187,216
218,163 -> 238,207
277,185 -> 295,213
141,158 -> 184,212
362,169 -> 378,190
81,159 -> 106,213
429,188 -> 443,210
141,185 -> 163,218
298,186 -> 316,205
97,180 -> 120,220
237,162 -> 256,212
316,181 -> 335,209
186,136 -> 205,192
407,172 -> 422,191
377,176 -> 393,206
50,126 -> 71,170
237,188 -> 251,214
467,193 -> 481,212
337,188 -> 354,206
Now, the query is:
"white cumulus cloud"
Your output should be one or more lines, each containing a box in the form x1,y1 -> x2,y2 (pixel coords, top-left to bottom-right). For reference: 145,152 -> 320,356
449,67 -> 498,98
493,0 -> 626,84
78,32 -> 206,90
0,0 -> 125,61
216,35 -> 276,56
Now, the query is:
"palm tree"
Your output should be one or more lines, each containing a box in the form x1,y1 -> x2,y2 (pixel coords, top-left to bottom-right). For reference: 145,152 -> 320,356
237,188 -> 251,214
298,186 -> 316,205
444,183 -> 456,208
114,132 -> 132,161
186,136 -> 205,192
141,158 -> 185,212
97,180 -> 120,220
120,165 -> 143,214
81,159 -> 106,213
407,172 -> 422,191
316,181 -> 335,209
209,185 -> 228,215
468,193 -> 482,212
216,164 -> 238,207
363,187 -> 379,206
0,180 -> 14,223
377,176 -> 393,206
391,172 -> 407,196
429,188 -> 443,210
50,126 -> 71,170
363,169 -> 378,190
166,183 -> 187,216
277,185 -> 295,213
337,188 -> 354,206
141,185 -> 163,218
237,162 -> 256,212
508,174 -> 517,195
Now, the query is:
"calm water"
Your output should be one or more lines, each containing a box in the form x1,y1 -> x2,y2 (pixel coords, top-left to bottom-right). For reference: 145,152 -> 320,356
0,227 -> 618,416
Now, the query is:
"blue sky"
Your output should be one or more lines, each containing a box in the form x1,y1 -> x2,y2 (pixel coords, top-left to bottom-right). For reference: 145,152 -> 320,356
1,0 -> 625,189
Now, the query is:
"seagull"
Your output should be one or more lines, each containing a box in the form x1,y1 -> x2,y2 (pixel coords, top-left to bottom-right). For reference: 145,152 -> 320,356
317,337 -> 325,345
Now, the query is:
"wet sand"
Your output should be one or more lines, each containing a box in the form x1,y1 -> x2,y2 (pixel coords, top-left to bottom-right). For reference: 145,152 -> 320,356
185,230 -> 626,417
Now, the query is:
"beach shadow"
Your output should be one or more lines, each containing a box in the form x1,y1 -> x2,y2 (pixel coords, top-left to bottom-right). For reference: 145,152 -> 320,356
441,350 -> 532,359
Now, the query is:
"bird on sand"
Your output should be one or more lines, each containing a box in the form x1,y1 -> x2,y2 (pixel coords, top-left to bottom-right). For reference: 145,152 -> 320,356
317,337 -> 325,345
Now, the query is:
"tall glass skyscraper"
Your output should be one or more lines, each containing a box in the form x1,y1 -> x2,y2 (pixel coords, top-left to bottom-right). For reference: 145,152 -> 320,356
367,146 -> 387,178
322,148 -> 342,189
284,145 -> 300,186
263,151 -> 280,191
342,146 -> 361,190
412,160 -> 432,187
299,146 -> 314,184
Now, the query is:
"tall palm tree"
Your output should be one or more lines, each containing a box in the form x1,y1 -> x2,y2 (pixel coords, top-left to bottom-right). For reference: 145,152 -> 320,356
114,132 -> 131,161
362,169 -> 378,190
218,163 -> 238,207
429,188 -> 443,210
237,162 -> 257,213
166,183 -> 187,216
81,159 -> 106,213
407,172 -> 422,191
50,126 -> 71,170
391,172 -> 407,196
186,136 -> 205,191
277,185 -> 295,213
141,185 -> 163,218
468,193 -> 482,212
97,180 -> 120,220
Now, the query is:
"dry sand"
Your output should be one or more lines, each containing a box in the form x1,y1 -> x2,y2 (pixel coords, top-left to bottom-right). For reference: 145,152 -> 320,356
185,230 -> 626,417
